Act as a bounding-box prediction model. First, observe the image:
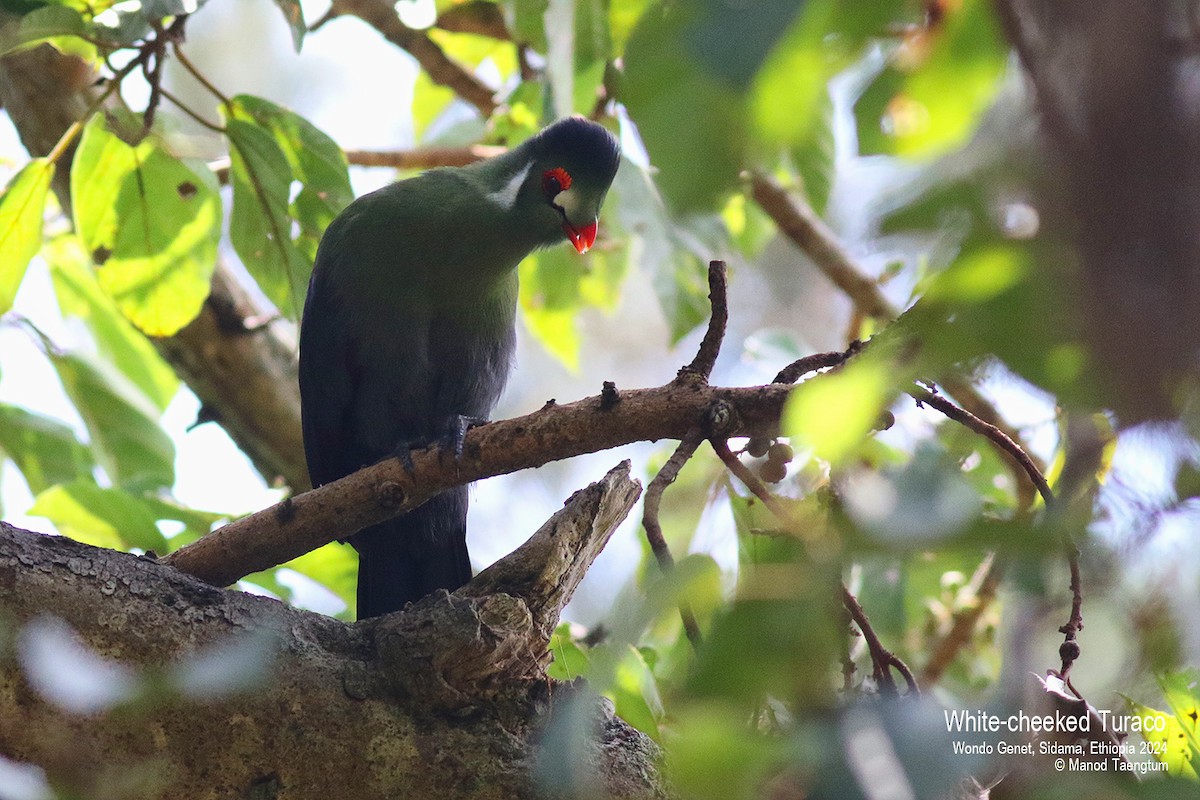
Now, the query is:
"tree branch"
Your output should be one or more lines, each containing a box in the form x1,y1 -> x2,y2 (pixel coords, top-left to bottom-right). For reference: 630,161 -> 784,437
328,0 -> 497,117
0,464 -> 664,798
749,172 -> 898,320
163,380 -> 796,588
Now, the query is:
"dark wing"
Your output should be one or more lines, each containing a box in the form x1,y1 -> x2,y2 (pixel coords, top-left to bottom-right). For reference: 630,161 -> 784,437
299,215 -> 365,489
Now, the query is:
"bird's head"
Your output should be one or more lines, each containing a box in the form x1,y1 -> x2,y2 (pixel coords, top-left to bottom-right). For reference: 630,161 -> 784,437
515,116 -> 621,254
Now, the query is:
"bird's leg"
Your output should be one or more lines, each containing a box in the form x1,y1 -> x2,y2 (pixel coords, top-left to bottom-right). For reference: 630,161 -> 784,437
439,415 -> 489,460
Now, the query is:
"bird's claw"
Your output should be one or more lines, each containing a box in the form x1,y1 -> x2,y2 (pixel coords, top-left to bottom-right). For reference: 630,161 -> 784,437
441,415 -> 487,460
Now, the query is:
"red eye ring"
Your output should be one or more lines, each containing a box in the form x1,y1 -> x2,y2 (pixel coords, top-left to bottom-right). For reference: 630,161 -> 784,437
542,167 -> 572,198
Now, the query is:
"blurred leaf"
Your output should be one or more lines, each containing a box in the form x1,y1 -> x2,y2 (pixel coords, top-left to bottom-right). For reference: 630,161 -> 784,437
1159,671 -> 1200,769
609,644 -> 663,740
0,4 -> 96,61
1122,691 -> 1199,780
608,0 -> 651,53
136,494 -> 225,550
224,116 -> 310,319
0,404 -> 93,494
269,0 -> 305,51
519,246 -> 585,369
841,443 -> 982,545
0,158 -> 54,315
783,356 -> 891,465
858,0 -> 1006,158
50,351 -> 175,491
512,0 -> 549,50
170,631 -> 278,698
279,542 -> 357,611
71,113 -> 221,336
622,3 -> 746,210
226,95 -> 353,262
18,616 -> 138,714
547,623 -> 592,681
608,158 -> 709,341
667,703 -> 787,800
29,480 -> 168,552
46,235 -> 179,411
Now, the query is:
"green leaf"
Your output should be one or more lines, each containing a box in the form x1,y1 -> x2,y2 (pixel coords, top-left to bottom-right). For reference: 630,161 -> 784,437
512,0 -> 549,51
0,4 -> 96,61
29,480 -> 169,553
608,159 -> 709,342
270,0 -> 306,51
609,644 -> 663,740
280,542 -> 357,612
0,158 -> 54,315
1122,692 -> 1199,780
224,116 -> 312,319
136,494 -> 225,550
622,3 -> 746,210
519,246 -> 584,369
50,351 -> 175,491
783,357 -> 892,465
856,0 -> 1006,158
547,623 -> 591,681
226,96 -> 353,263
71,114 -> 221,337
46,235 -> 179,411
0,404 -> 94,494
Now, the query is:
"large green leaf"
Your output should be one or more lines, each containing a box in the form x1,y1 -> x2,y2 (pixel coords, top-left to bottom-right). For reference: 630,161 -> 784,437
50,351 -> 175,491
71,114 -> 221,337
0,404 -> 94,494
29,480 -> 169,553
224,116 -> 312,319
226,96 -> 353,263
46,235 -> 179,411
622,3 -> 746,210
0,158 -> 54,315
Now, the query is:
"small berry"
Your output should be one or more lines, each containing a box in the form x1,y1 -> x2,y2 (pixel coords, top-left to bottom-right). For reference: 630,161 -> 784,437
746,436 -> 772,458
759,460 -> 787,484
767,442 -> 794,464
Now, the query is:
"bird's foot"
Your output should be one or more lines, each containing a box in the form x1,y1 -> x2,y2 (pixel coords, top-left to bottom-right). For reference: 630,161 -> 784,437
439,415 -> 488,460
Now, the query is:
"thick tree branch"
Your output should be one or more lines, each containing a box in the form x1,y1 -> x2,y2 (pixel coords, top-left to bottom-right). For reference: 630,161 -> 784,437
329,0 -> 498,117
163,380 -> 794,587
0,464 -> 665,798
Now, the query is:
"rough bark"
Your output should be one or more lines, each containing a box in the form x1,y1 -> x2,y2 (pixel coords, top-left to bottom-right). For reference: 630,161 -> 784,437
0,464 -> 668,800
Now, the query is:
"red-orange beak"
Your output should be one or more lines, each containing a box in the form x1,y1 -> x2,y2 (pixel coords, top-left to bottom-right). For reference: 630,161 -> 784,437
563,219 -> 598,254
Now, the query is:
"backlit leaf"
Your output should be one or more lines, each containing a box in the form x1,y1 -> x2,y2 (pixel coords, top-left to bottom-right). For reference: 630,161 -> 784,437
0,158 -> 54,315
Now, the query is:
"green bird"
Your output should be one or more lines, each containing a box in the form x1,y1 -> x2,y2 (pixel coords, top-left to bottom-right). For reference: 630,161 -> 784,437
299,116 -> 621,619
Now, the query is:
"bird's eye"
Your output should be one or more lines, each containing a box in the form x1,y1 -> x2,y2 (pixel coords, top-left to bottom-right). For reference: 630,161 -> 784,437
542,167 -> 572,200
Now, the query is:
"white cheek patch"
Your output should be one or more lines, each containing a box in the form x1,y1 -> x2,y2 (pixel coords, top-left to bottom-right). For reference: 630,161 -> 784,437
486,161 -> 533,210
555,187 -> 582,220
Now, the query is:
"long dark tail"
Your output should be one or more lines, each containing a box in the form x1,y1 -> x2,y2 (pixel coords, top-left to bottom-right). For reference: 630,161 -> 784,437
351,486 -> 472,619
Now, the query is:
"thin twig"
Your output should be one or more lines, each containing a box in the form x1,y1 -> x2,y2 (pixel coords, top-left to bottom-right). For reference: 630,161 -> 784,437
708,437 -> 795,524
641,430 -> 705,649
750,172 -> 898,320
772,343 -> 862,385
345,144 -> 507,169
330,0 -> 497,117
678,261 -> 728,382
920,554 -> 1004,686
908,386 -> 1054,506
160,88 -> 226,133
171,42 -> 232,105
841,583 -> 920,697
